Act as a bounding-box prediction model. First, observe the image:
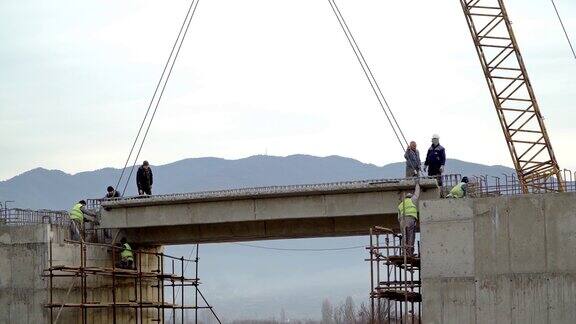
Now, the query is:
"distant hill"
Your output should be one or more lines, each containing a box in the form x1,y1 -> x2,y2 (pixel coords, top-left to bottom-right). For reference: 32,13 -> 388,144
0,154 -> 513,210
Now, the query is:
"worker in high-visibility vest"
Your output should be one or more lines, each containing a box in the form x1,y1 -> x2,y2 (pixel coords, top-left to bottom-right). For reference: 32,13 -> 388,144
118,237 -> 135,270
397,181 -> 420,257
68,200 -> 98,241
447,177 -> 469,198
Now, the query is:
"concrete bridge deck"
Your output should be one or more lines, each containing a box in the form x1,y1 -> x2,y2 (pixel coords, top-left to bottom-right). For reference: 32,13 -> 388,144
100,178 -> 440,244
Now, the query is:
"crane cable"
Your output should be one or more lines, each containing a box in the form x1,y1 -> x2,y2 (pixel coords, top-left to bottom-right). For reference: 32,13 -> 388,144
117,0 -> 419,192
327,0 -> 409,151
327,0 -> 421,173
549,0 -> 576,60
115,0 -> 201,196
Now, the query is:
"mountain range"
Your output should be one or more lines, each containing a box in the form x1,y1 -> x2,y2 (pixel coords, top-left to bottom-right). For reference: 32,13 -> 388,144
0,154 -> 513,211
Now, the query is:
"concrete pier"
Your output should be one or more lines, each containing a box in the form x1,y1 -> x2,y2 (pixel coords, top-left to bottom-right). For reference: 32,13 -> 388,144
420,193 -> 576,324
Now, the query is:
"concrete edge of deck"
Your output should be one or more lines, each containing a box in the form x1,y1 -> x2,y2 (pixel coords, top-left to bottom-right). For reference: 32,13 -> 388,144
101,178 -> 439,209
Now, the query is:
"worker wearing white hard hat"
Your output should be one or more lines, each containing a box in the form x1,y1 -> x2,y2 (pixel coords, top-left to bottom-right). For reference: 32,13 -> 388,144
424,134 -> 446,186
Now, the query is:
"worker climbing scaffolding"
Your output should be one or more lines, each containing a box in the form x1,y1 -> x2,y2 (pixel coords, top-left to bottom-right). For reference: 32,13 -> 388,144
118,237 -> 135,270
68,200 -> 99,241
397,180 -> 421,257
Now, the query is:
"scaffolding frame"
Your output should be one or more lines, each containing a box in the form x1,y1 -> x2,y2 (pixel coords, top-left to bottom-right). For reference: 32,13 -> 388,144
44,239 -> 221,324
368,227 -> 421,324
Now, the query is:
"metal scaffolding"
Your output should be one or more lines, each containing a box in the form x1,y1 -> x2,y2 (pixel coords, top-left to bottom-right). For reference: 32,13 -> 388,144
368,227 -> 421,324
44,239 -> 221,324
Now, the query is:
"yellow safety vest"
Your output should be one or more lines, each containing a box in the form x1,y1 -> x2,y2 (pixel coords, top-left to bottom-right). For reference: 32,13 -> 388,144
448,182 -> 465,198
121,243 -> 134,261
69,203 -> 84,222
398,198 -> 418,219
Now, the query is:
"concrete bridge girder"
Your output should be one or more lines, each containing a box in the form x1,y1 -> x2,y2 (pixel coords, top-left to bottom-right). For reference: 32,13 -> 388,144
100,179 -> 440,244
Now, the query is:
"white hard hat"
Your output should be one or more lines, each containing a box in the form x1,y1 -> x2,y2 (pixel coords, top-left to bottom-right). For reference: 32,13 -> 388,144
432,134 -> 440,139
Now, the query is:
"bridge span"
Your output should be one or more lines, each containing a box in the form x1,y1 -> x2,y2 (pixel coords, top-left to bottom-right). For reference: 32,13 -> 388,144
100,178 -> 440,244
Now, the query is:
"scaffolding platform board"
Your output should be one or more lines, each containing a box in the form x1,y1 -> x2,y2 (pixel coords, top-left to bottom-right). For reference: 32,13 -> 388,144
386,255 -> 420,268
372,289 -> 422,303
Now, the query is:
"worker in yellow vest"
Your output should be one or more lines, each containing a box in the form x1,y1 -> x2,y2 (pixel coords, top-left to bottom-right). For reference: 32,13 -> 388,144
68,200 -> 99,241
447,177 -> 469,198
397,181 -> 420,257
119,237 -> 135,269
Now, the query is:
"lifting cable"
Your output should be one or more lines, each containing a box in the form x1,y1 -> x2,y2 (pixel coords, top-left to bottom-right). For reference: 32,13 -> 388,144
327,0 -> 409,152
115,0 -> 201,196
327,0 -> 421,173
550,0 -> 576,60
116,0 -> 419,194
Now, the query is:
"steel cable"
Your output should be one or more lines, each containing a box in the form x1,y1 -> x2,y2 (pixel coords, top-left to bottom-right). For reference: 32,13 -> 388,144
550,0 -> 576,60
120,0 -> 202,196
115,0 -> 197,195
327,0 -> 409,152
118,0 -> 420,194
327,0 -> 422,174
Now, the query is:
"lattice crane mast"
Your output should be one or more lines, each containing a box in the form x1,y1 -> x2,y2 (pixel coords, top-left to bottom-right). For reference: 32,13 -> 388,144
459,0 -> 564,193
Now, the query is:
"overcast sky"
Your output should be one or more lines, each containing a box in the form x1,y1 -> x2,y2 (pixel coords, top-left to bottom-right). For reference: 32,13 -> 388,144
1,0 -> 575,181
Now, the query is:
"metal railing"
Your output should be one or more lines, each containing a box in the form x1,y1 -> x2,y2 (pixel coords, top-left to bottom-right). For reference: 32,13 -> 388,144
0,208 -> 69,226
468,169 -> 576,197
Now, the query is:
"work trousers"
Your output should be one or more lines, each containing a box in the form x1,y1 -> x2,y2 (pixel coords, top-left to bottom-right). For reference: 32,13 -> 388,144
428,167 -> 443,186
405,166 -> 420,178
69,219 -> 83,241
119,258 -> 134,270
139,186 -> 152,195
400,216 -> 417,256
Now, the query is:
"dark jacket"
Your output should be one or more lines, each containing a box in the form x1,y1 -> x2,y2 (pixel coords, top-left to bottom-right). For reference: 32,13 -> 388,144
136,166 -> 153,190
425,144 -> 446,169
105,190 -> 121,199
404,148 -> 421,171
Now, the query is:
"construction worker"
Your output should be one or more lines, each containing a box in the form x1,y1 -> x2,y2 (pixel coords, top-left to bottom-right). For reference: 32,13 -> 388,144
118,237 -> 135,269
398,181 -> 420,257
105,186 -> 121,199
68,200 -> 98,241
136,160 -> 153,195
447,177 -> 469,198
404,141 -> 421,177
424,134 -> 446,186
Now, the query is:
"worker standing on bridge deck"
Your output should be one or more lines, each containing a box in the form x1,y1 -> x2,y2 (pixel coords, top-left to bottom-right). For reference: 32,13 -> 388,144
447,177 -> 469,198
118,237 -> 135,269
68,200 -> 98,241
136,160 -> 153,195
424,134 -> 446,187
397,181 -> 420,257
404,141 -> 421,177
